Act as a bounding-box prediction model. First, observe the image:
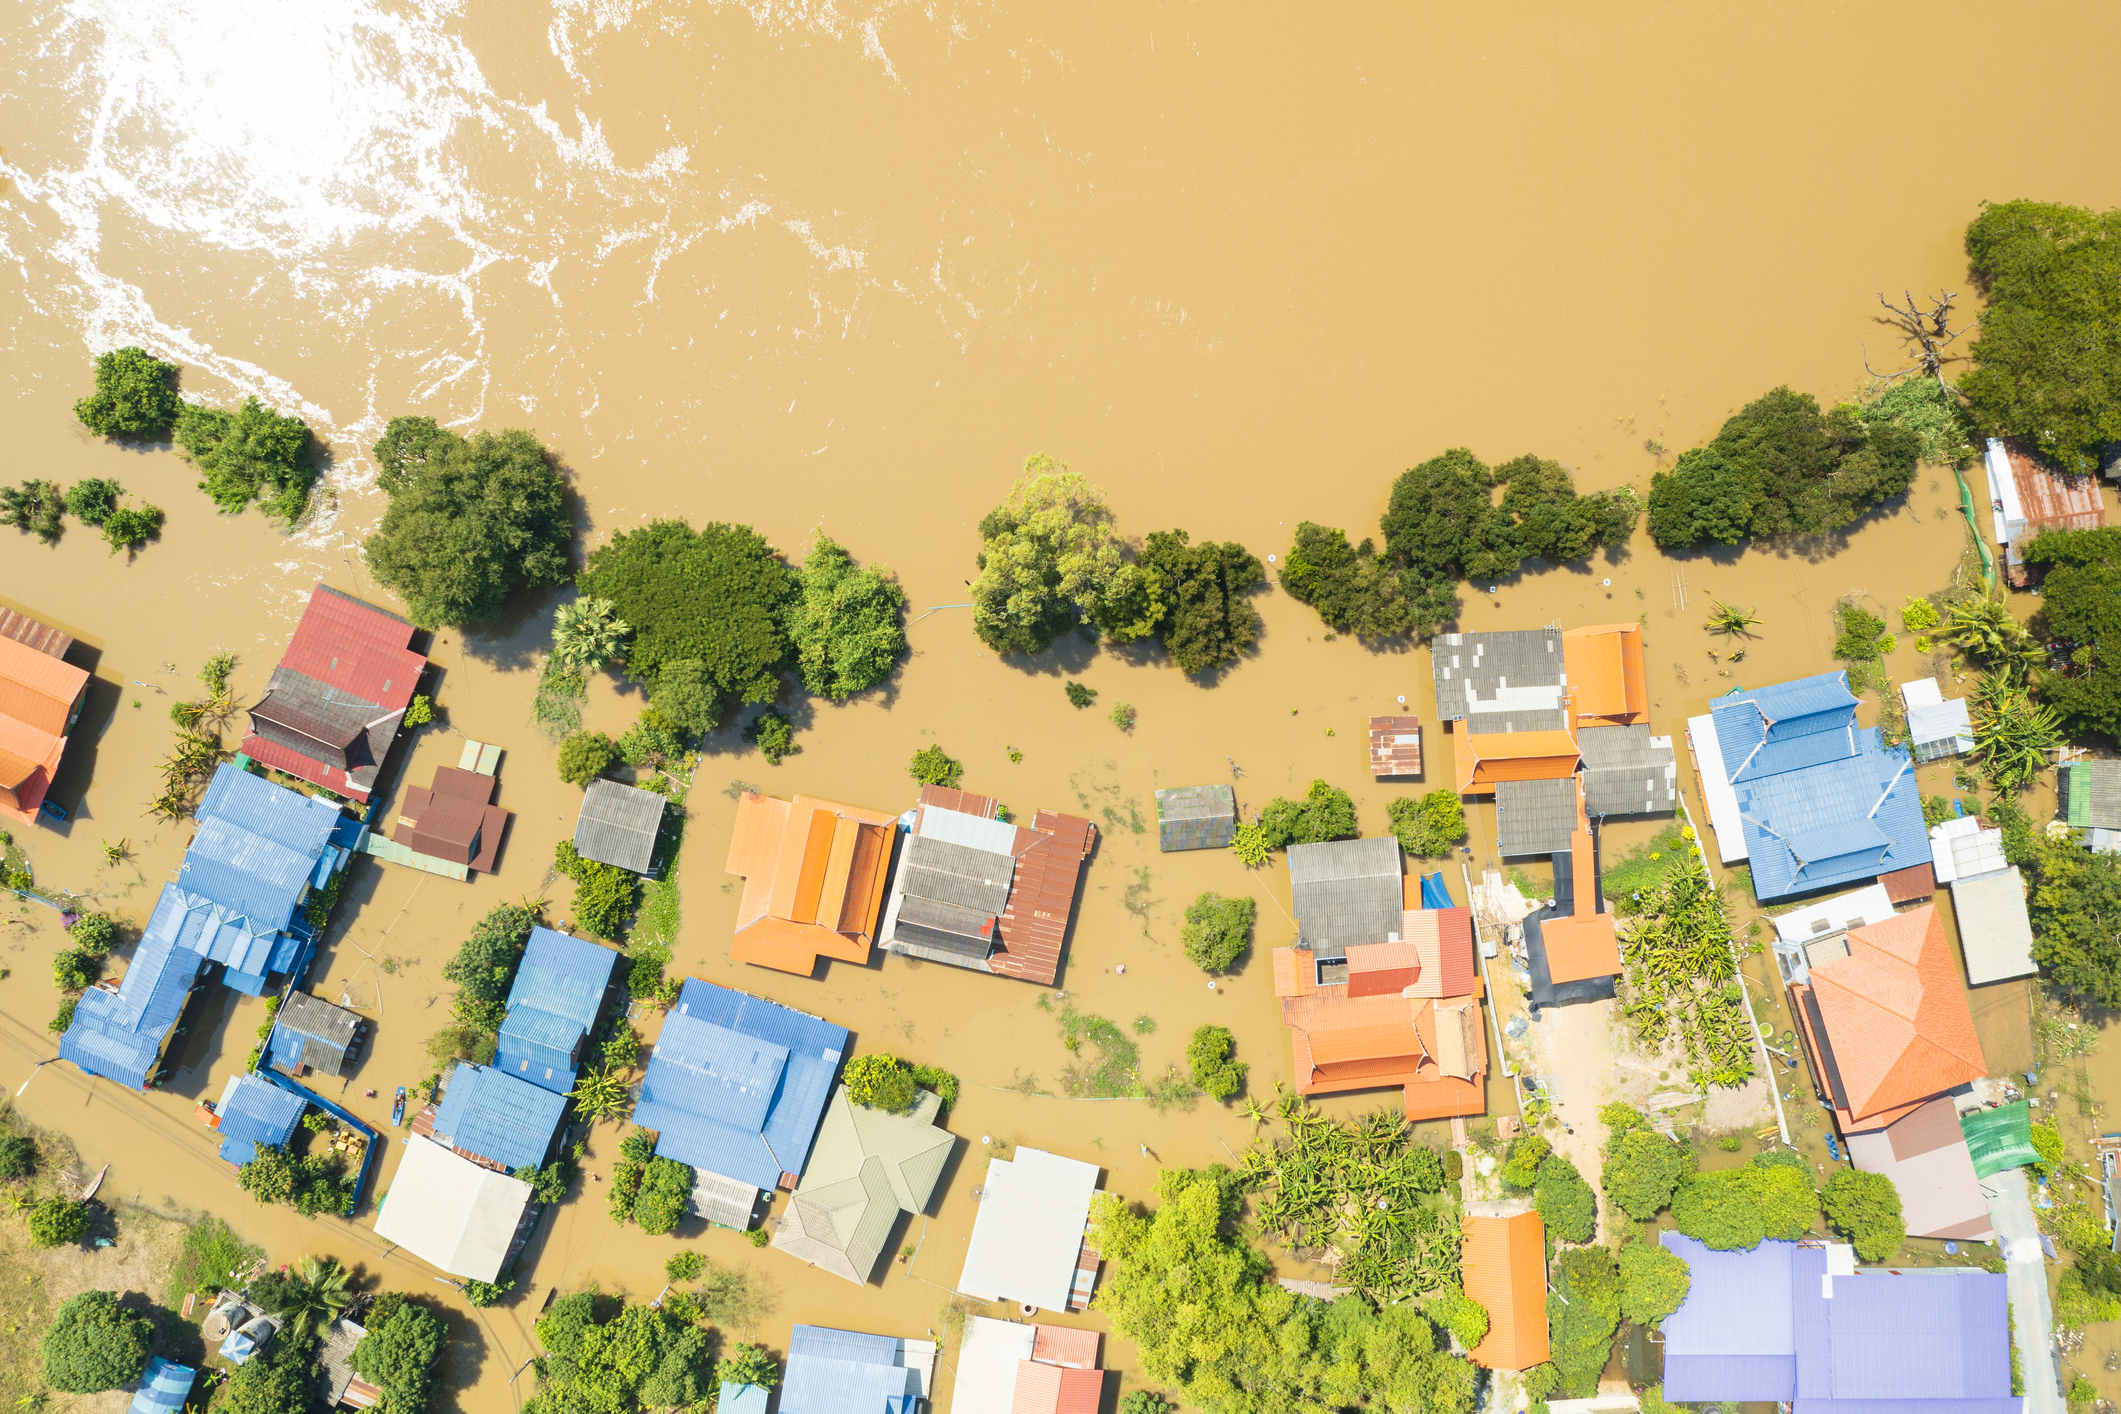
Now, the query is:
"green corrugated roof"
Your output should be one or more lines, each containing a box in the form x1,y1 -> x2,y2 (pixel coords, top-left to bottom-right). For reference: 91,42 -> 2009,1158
1961,1100 -> 2039,1178
2067,764 -> 2092,827
771,1086 -> 957,1284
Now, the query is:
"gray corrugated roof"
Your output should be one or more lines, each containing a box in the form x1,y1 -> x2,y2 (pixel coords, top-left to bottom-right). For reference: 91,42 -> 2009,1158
2070,761 -> 2121,830
1157,784 -> 1238,852
899,834 -> 1013,912
1495,777 -> 1579,857
573,780 -> 665,873
1287,837 -> 1403,953
1950,867 -> 2037,985
1431,628 -> 1565,721
1580,725 -> 1678,818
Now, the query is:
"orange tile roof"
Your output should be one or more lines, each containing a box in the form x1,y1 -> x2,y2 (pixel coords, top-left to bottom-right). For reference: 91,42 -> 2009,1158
1405,908 -> 1475,998
1804,904 -> 1987,1127
1462,1213 -> 1549,1370
1454,728 -> 1581,793
1347,940 -> 1421,997
1562,624 -> 1648,725
1030,1324 -> 1100,1369
1280,980 -> 1488,1120
1011,1361 -> 1106,1414
727,792 -> 899,976
1540,912 -> 1621,983
0,635 -> 87,737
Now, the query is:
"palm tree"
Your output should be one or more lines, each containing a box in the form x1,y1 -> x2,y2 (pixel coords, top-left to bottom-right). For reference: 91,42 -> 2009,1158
550,597 -> 631,675
571,1066 -> 632,1122
1238,1094 -> 1272,1132
1971,675 -> 2062,791
1942,592 -> 2043,677
1704,600 -> 1762,636
280,1256 -> 354,1338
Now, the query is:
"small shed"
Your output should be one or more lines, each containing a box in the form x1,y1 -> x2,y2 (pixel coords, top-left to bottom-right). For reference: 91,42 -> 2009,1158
574,779 -> 665,873
2060,760 -> 2121,832
268,990 -> 365,1078
1153,784 -> 1237,851
1368,715 -> 1424,778
127,1358 -> 197,1414
210,1072 -> 306,1165
1950,866 -> 2037,985
1901,679 -> 1973,763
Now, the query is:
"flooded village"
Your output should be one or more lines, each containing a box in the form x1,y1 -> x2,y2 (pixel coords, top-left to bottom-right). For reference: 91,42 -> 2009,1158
3,5 -> 2121,1414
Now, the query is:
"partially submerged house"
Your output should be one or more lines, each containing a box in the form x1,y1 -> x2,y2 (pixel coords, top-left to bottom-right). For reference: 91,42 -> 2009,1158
771,1084 -> 956,1284
1845,1098 -> 1994,1242
319,1319 -> 382,1410
1929,816 -> 2036,985
878,785 -> 1096,986
958,1146 -> 1103,1314
1154,783 -> 1239,850
1461,1213 -> 1548,1371
725,791 -> 899,975
951,1317 -> 1108,1414
371,1135 -> 534,1283
778,1325 -> 937,1414
0,612 -> 89,825
422,1062 -> 569,1173
1986,436 -> 2105,587
573,779 -> 666,874
1787,905 -> 1987,1133
58,888 -> 209,1089
1367,716 -> 1424,779
1523,829 -> 1621,1007
1694,671 -> 1929,904
266,990 -> 367,1079
1288,836 -> 1406,953
1900,678 -> 1973,763
1660,1233 -> 2014,1414
177,762 -> 354,994
493,927 -> 620,1095
386,764 -> 509,877
1579,723 -> 1678,819
635,979 -> 848,1200
202,1072 -> 306,1165
240,584 -> 426,805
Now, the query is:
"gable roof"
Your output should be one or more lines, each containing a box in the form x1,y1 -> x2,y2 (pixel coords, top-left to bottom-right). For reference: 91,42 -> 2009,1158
1402,908 -> 1475,998
726,792 -> 899,975
238,584 -> 423,804
1462,1213 -> 1548,1369
773,1086 -> 956,1284
269,990 -> 363,1077
180,764 -> 343,942
1580,724 -> 1678,818
1011,1362 -> 1105,1414
2063,759 -> 2121,830
637,978 -> 848,1190
1288,837 -> 1405,953
0,630 -> 87,820
573,779 -> 666,873
1562,623 -> 1648,725
58,884 -> 209,1088
494,927 -> 618,1094
782,1325 -> 935,1414
212,1072 -> 307,1165
393,766 -> 508,872
1155,784 -> 1239,850
1796,905 -> 1986,1128
1948,866 -> 2036,985
1495,776 -> 1579,857
1431,629 -> 1567,723
958,1147 -> 1100,1311
431,1062 -> 568,1171
1454,728 -> 1582,795
371,1136 -> 531,1282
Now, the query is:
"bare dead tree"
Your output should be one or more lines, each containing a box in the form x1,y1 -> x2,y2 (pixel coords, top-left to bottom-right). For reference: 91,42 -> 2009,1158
1863,289 -> 1979,389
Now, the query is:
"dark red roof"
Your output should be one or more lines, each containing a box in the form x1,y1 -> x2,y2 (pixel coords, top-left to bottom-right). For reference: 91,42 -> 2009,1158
281,585 -> 423,711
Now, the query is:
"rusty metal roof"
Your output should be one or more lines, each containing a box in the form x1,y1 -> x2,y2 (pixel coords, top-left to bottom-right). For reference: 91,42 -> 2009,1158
1368,716 -> 1424,778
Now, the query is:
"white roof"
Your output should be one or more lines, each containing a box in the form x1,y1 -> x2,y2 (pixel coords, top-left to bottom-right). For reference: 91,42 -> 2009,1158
1900,678 -> 1945,710
952,1317 -> 1036,1411
1686,713 -> 1748,864
918,804 -> 1018,855
1908,696 -> 1973,750
1772,884 -> 1896,948
1929,816 -> 2005,885
1986,438 -> 2023,544
1949,866 -> 2037,985
372,1136 -> 531,1282
958,1147 -> 1099,1311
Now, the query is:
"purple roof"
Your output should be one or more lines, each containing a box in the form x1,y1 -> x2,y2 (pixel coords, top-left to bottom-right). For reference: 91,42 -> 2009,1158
1659,1234 -> 1798,1401
1826,1272 -> 2010,1399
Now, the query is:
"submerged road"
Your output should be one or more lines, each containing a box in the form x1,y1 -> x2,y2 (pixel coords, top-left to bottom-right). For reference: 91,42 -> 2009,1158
1986,1167 -> 2063,1414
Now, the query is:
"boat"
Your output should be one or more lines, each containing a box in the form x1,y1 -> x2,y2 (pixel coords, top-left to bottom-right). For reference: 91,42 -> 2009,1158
2103,1148 -> 2119,1253
391,1087 -> 406,1126
80,1163 -> 108,1202
38,799 -> 66,822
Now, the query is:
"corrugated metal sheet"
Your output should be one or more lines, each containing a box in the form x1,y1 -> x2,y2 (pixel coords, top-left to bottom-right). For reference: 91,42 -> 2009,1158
431,1062 -> 567,1171
370,1137 -> 531,1283
1155,784 -> 1238,849
1580,724 -> 1678,817
0,608 -> 72,659
241,584 -> 426,802
573,780 -> 665,873
782,1325 -> 932,1414
1431,629 -> 1565,722
989,811 -> 1093,985
59,883 -> 209,1087
127,1358 -> 197,1414
1463,1213 -> 1548,1370
2002,441 -> 2105,537
959,1147 -> 1100,1311
1823,1270 -> 2011,1399
1495,777 -> 1577,857
1366,717 -> 1424,778
1949,866 -> 2036,984
1288,837 -> 1404,952
1010,1362 -> 1105,1414
1659,1234 -> 1799,1401
270,991 -> 361,1077
279,584 -> 422,707
494,927 -> 618,1094
213,1073 -> 306,1164
2063,760 -> 2121,830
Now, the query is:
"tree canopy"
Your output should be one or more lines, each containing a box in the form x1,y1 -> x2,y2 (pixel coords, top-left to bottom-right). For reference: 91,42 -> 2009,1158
1671,1154 -> 1819,1250
787,531 -> 908,699
1618,1241 -> 1691,1326
1646,387 -> 1920,549
75,348 -> 182,439
1181,892 -> 1257,973
1387,792 -> 1465,857
1381,450 -> 1636,584
224,1328 -> 318,1414
1090,1166 -> 1479,1414
1822,1169 -> 1906,1263
1278,522 -> 1451,641
844,1054 -> 919,1112
41,1289 -> 154,1392
1547,1247 -> 1622,1398
577,519 -> 796,715
364,420 -> 572,627
2024,823 -> 2121,1006
176,396 -> 316,521
1601,1128 -> 1693,1220
557,730 -> 621,786
1257,779 -> 1358,849
2025,528 -> 2121,741
971,456 -> 1133,654
530,1292 -> 714,1413
350,1299 -> 448,1414
1187,1025 -> 1246,1101
1960,200 -> 2121,476
1534,1152 -> 1596,1244
1124,529 -> 1267,674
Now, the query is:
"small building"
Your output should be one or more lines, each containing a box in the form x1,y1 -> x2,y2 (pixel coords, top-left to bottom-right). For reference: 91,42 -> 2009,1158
426,1062 -> 569,1172
772,1085 -> 956,1284
725,791 -> 899,975
1367,717 -> 1424,779
58,888 -> 210,1089
779,1325 -> 937,1414
127,1357 -> 198,1414
1928,816 -> 2036,983
958,1147 -> 1103,1314
2060,759 -> 2121,849
267,990 -> 367,1078
240,584 -> 427,805
1900,678 -> 1973,762
1154,784 -> 1239,850
716,1383 -> 770,1414
1987,436 -> 2106,587
493,926 -> 620,1095
390,764 -> 509,875
1288,836 -> 1406,953
0,614 -> 89,825
1524,829 -> 1621,1007
1578,723 -> 1678,819
205,1072 -> 306,1165
319,1317 -> 382,1409
1846,1098 -> 1994,1242
1788,905 -> 1987,1132
878,785 -> 1096,986
635,978 -> 848,1194
1431,628 -> 1567,725
952,1317 -> 1109,1414
371,1135 -> 533,1283
1561,623 -> 1649,727
573,779 -> 666,874
179,762 -> 353,994
1767,882 -> 1895,986
1494,777 -> 1577,858
1461,1213 -> 1548,1370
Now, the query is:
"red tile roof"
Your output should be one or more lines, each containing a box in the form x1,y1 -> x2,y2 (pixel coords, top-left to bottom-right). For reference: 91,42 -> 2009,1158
1011,1361 -> 1105,1414
1030,1324 -> 1099,1369
1405,907 -> 1475,998
238,584 -> 425,803
1369,715 -> 1424,777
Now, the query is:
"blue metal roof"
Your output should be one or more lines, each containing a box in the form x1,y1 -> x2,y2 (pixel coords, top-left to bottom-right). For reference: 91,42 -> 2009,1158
636,979 -> 847,1190
1713,672 -> 1860,784
181,765 -> 341,935
1660,1233 -> 1797,1402
128,1358 -> 197,1414
215,1072 -> 306,1165
781,1326 -> 921,1414
493,927 -> 619,1095
59,884 -> 208,1089
1736,728 -> 1925,902
431,1062 -> 567,1171
719,1382 -> 771,1414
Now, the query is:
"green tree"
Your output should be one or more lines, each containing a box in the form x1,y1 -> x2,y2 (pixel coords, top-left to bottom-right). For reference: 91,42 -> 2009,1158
844,1054 -> 919,1112
69,913 -> 116,957
252,1255 -> 354,1338
2027,825 -> 2121,1006
1535,1153 -> 1597,1243
1277,521 -> 1448,640
1387,791 -> 1465,856
971,456 -> 1132,654
550,596 -> 631,675
1424,1287 -> 1491,1353
1547,1247 -> 1622,1397
67,477 -> 121,526
0,480 -> 66,543
1502,1134 -> 1551,1191
441,902 -> 535,1035
223,1329 -> 318,1414
40,1289 -> 153,1391
1750,1153 -> 1818,1240
74,348 -> 182,439
350,1299 -> 448,1414
1822,1169 -> 1905,1263
1125,529 -> 1267,674
1120,1393 -> 1178,1414
1601,1127 -> 1691,1220
27,1197 -> 88,1248
743,708 -> 799,764
1671,1168 -> 1766,1251
788,531 -> 908,698
364,420 -> 572,627
1619,1241 -> 1691,1325
532,1295 -> 713,1413
1257,779 -> 1358,848
52,949 -> 97,992
1187,1024 -> 1246,1101
647,659 -> 725,736
571,1066 -> 634,1123
716,1343 -> 779,1391
1960,201 -> 2121,475
1381,448 -> 1518,582
176,397 -> 315,521
909,744 -> 963,788
102,502 -> 163,554
1181,892 -> 1256,973
557,731 -> 621,786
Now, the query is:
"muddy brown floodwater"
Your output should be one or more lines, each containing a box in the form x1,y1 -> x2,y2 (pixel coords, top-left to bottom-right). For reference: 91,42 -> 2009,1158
5,1 -> 2121,1408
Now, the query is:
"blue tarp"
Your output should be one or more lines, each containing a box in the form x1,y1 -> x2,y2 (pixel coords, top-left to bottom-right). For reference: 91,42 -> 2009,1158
127,1358 -> 196,1414
431,1063 -> 568,1171
494,927 -> 619,1094
1419,872 -> 1453,909
215,1072 -> 306,1165
59,884 -> 209,1088
780,1325 -> 921,1414
636,979 -> 847,1190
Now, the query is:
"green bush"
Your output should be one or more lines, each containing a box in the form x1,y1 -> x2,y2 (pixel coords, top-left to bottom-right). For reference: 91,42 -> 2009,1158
48,997 -> 76,1034
633,1157 -> 694,1236
665,1251 -> 705,1283
1388,791 -> 1465,856
1229,820 -> 1271,867
0,480 -> 65,543
1547,1247 -> 1622,1397
74,349 -> 181,439
1822,1169 -> 1905,1262
1602,1127 -> 1691,1220
618,709 -> 687,768
41,1289 -> 153,1391
1535,1153 -> 1597,1243
743,709 -> 799,764
557,730 -> 621,786
1425,1286 -> 1491,1351
554,840 -> 640,940
1257,778 -> 1357,848
1180,892 -> 1256,973
1502,1134 -> 1551,1190
403,694 -> 433,727
1065,681 -> 1097,708
909,744 -> 963,788
67,478 -> 121,526
1186,1025 -> 1246,1102
237,1145 -> 354,1216
69,913 -> 117,957
1901,596 -> 1942,634
176,396 -> 315,521
844,1054 -> 919,1112
1833,603 -> 1889,662
2032,1122 -> 2064,1180
1619,1240 -> 1691,1324
0,1132 -> 36,1179
464,1278 -> 510,1307
101,502 -> 164,554
28,1197 -> 89,1248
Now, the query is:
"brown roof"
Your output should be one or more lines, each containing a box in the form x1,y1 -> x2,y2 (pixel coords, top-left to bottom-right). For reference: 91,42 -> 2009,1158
1463,1213 -> 1549,1370
990,809 -> 1095,985
1880,862 -> 1936,903
1562,624 -> 1649,726
391,766 -> 510,872
0,608 -> 72,660
2004,441 -> 2105,534
727,791 -> 900,976
1369,715 -> 1424,778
